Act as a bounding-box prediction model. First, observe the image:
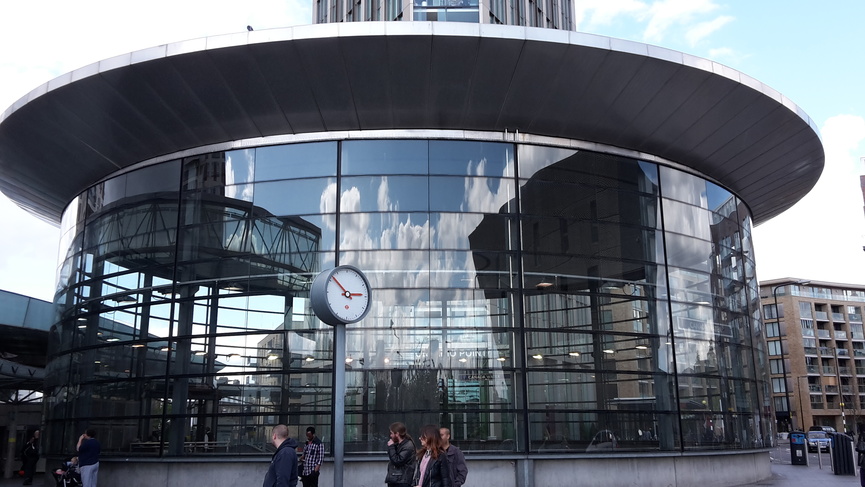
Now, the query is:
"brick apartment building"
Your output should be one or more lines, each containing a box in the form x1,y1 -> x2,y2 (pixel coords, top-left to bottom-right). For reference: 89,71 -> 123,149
762,279 -> 865,434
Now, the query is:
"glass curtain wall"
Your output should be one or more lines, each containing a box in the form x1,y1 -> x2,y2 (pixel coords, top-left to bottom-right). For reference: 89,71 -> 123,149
44,138 -> 770,457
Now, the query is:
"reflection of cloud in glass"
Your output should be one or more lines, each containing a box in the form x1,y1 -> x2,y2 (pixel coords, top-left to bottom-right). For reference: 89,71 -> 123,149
660,168 -> 707,208
377,176 -> 392,211
225,150 -> 255,201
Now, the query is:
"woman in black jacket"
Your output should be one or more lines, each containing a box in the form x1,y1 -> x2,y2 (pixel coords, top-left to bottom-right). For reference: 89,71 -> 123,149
413,424 -> 452,487
386,422 -> 416,487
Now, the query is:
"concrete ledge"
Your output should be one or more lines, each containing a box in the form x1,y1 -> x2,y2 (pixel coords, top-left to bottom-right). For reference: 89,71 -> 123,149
93,450 -> 771,487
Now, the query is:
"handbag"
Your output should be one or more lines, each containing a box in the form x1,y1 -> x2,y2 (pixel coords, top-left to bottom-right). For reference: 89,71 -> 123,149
386,463 -> 407,484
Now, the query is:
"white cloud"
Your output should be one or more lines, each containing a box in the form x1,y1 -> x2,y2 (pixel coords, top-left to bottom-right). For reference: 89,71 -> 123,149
686,15 -> 734,46
753,114 -> 865,284
0,194 -> 59,301
707,47 -> 734,59
573,0 -> 647,28
572,0 -> 732,52
641,0 -> 721,43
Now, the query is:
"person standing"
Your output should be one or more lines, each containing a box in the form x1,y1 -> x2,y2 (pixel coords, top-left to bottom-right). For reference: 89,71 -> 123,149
413,424 -> 452,487
263,424 -> 298,487
856,423 -> 865,487
77,428 -> 101,487
21,429 -> 40,485
386,422 -> 416,487
439,427 -> 467,487
299,426 -> 323,487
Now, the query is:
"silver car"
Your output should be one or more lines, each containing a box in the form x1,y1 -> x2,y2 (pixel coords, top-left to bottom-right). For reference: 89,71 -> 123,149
807,431 -> 831,452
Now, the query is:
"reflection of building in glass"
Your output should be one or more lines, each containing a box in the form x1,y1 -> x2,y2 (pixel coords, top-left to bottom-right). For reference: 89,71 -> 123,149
0,22 -> 823,487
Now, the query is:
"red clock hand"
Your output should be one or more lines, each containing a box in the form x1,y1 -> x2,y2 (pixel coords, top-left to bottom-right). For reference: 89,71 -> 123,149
349,293 -> 363,296
332,276 -> 354,298
332,276 -> 348,292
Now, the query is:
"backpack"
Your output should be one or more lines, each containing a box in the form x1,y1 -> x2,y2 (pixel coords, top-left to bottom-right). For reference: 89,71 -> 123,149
22,442 -> 38,460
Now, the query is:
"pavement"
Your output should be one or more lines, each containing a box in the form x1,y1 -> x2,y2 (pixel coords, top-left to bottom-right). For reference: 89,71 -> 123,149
1,445 -> 861,486
735,443 -> 862,486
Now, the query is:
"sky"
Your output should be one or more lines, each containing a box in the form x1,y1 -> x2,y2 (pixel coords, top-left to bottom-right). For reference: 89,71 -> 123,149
0,0 -> 864,302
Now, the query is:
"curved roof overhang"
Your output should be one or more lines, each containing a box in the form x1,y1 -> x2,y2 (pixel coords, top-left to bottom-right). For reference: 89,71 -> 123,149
0,22 -> 824,225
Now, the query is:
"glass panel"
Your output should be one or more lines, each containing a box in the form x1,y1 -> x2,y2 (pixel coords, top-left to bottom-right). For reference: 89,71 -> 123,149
428,250 -> 517,291
430,213 -> 516,251
340,176 -> 429,212
339,212 -> 430,250
429,176 -> 515,213
664,234 -> 713,273
253,178 -> 337,216
517,145 -> 578,180
429,140 -> 512,177
342,140 -> 428,175
527,409 -> 680,452
661,200 -> 712,240
255,141 -> 337,181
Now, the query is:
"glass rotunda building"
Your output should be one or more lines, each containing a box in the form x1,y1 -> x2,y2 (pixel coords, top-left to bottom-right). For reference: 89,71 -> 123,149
0,22 -> 823,487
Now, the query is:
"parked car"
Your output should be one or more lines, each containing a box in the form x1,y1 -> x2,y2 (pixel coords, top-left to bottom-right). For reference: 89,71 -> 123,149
807,431 -> 831,452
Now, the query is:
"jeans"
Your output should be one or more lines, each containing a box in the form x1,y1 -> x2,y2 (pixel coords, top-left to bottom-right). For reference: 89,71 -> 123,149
301,470 -> 320,487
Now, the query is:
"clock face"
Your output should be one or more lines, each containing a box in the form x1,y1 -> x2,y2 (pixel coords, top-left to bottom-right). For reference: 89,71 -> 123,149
310,266 -> 372,325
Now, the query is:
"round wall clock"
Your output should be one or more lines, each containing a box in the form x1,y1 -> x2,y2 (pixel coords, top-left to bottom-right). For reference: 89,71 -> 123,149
310,265 -> 372,325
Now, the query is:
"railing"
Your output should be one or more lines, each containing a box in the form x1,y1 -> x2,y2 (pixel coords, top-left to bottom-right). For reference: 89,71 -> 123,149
817,329 -> 831,339
836,331 -> 849,340
839,366 -> 852,375
129,441 -> 230,453
837,348 -> 850,356
809,384 -> 822,393
804,347 -> 818,355
819,347 -> 833,355
802,329 -> 815,337
856,367 -> 865,374
850,313 -> 863,323
825,385 -> 839,393
842,385 -> 852,393
806,365 -> 819,373
816,311 -> 829,321
811,402 -> 824,409
833,312 -> 846,321
413,0 -> 480,8
823,366 -> 836,375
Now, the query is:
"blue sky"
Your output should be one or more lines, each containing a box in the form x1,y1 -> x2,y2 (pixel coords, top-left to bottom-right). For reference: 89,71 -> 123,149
1,0 -> 863,301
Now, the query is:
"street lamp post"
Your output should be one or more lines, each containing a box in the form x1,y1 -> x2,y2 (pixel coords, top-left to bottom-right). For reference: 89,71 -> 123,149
834,347 -> 847,434
772,280 -> 810,432
796,376 -> 807,429
772,284 -> 794,431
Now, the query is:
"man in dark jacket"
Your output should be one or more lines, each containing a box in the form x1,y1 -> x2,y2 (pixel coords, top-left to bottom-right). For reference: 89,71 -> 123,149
21,429 -> 40,485
440,427 -> 467,487
263,424 -> 299,487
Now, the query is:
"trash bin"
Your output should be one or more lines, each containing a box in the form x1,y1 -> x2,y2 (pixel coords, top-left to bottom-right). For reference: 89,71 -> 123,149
790,431 -> 808,466
831,432 -> 856,475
